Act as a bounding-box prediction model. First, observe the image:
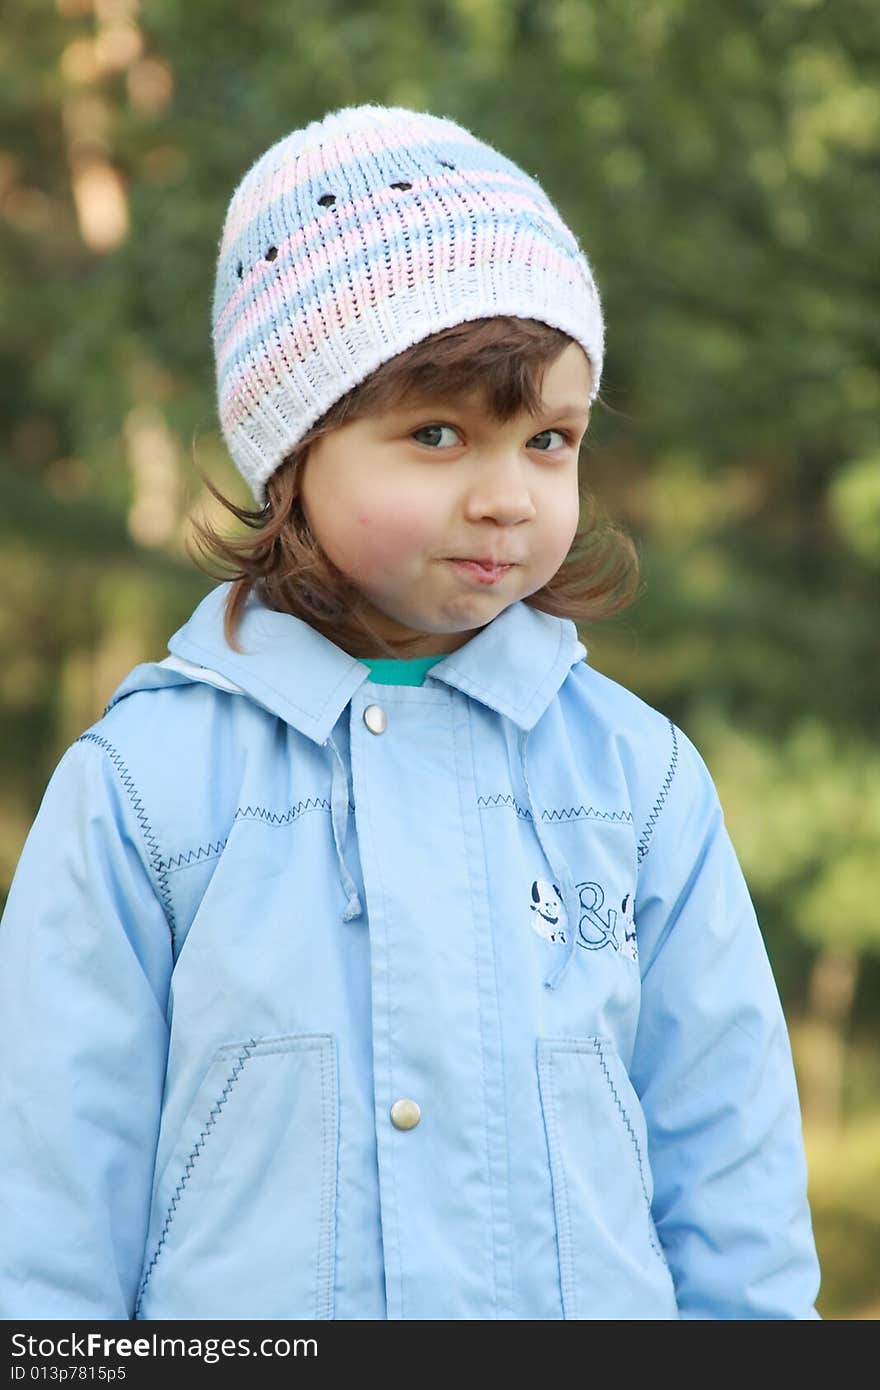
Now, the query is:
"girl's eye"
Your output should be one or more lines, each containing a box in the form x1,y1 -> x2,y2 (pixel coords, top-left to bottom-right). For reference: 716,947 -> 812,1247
410,424 -> 573,451
411,424 -> 460,449
529,428 -> 571,451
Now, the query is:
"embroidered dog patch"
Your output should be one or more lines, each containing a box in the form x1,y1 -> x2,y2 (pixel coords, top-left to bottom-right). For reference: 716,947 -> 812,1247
618,892 -> 638,961
529,878 -> 569,944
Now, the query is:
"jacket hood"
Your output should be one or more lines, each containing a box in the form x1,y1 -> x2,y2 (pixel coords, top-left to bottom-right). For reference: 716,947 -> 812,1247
105,581 -> 589,990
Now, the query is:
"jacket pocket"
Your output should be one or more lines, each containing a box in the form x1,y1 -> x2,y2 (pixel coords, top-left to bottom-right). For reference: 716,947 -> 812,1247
537,1036 -> 679,1319
136,1034 -> 338,1320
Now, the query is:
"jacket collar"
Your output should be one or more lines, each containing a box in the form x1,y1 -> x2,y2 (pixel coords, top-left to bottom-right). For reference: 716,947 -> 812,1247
135,582 -> 586,746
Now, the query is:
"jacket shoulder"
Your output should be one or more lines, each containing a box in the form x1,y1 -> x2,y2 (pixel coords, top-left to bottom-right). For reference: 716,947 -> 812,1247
79,670 -> 285,823
74,677 -> 266,947
562,659 -> 719,859
82,676 -> 250,796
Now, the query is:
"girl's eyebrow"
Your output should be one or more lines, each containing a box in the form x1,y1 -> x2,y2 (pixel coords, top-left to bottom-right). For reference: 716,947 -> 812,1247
539,401 -> 591,420
393,398 -> 590,420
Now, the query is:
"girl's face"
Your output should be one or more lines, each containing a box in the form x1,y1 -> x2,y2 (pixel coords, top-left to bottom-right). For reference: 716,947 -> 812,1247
298,341 -> 593,657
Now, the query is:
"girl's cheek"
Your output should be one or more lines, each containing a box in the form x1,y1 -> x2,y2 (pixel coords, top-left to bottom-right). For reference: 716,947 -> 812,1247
368,502 -> 431,550
339,515 -> 405,577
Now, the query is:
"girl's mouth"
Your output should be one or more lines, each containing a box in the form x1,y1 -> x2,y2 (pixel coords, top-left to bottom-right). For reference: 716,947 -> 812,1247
448,560 -> 514,585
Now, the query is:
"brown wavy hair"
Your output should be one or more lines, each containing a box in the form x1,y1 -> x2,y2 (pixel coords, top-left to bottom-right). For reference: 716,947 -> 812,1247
187,316 -> 641,657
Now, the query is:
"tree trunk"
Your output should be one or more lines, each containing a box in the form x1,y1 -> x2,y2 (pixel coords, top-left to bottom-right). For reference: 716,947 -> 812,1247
795,947 -> 859,1131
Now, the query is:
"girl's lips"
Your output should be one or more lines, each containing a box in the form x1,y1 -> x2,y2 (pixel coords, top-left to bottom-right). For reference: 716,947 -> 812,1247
448,559 -> 514,585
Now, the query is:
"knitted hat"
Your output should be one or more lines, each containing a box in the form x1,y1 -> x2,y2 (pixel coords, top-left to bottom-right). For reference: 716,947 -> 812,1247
212,104 -> 605,508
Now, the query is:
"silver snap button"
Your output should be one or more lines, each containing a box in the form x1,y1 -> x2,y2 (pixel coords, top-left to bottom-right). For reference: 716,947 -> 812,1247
390,1098 -> 421,1130
364,704 -> 387,734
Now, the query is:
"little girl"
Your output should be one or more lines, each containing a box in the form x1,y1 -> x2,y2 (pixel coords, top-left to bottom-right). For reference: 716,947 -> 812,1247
0,104 -> 821,1320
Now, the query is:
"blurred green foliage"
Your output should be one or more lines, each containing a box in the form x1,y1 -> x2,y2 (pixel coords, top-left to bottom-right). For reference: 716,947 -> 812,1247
1,0 -> 878,1318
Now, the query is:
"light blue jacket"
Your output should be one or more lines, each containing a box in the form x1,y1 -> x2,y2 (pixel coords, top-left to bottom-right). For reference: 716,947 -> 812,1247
0,582 -> 821,1320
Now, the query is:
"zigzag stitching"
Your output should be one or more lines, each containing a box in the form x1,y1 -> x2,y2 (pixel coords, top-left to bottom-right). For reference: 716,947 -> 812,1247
636,719 -> 679,865
74,732 -> 176,944
477,792 -> 632,823
133,1037 -> 258,1316
595,1042 -> 663,1260
164,840 -> 228,872
161,798 -> 352,876
233,796 -> 333,825
477,793 -> 534,818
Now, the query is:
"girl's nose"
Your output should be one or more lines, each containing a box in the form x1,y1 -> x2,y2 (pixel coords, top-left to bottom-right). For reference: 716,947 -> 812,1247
464,459 -> 538,522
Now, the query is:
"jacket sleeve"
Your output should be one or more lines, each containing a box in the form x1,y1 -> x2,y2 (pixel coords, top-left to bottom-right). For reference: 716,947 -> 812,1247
0,734 -> 173,1319
629,722 -> 822,1319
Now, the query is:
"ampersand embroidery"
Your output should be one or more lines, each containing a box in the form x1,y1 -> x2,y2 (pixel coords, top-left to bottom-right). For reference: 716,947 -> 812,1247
528,877 -> 638,960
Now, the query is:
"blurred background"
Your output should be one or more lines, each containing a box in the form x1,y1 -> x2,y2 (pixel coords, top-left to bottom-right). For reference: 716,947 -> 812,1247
2,0 -> 878,1318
